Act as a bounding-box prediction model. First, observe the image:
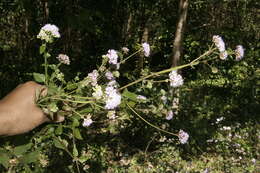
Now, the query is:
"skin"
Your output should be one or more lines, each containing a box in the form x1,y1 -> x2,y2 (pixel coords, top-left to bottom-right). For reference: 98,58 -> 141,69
0,81 -> 63,136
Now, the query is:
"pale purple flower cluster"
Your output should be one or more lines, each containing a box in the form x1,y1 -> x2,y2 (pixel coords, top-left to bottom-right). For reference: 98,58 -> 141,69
178,129 -> 189,144
235,45 -> 244,61
56,54 -> 70,65
87,70 -> 99,86
105,71 -> 114,80
169,70 -> 183,88
165,110 -> 173,120
37,24 -> 60,43
106,49 -> 118,65
213,35 -> 227,60
142,42 -> 150,57
104,85 -> 121,109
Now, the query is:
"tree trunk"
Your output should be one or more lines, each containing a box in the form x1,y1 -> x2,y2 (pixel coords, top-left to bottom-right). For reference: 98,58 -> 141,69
171,0 -> 189,67
171,0 -> 189,116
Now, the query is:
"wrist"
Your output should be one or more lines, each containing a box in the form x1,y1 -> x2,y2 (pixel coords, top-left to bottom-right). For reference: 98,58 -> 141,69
0,103 -> 15,136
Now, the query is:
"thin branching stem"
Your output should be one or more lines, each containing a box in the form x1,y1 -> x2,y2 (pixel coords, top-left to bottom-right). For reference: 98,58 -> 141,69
126,103 -> 178,137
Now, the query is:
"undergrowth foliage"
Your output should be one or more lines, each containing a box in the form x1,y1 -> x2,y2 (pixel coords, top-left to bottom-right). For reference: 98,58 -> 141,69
0,24 -> 256,173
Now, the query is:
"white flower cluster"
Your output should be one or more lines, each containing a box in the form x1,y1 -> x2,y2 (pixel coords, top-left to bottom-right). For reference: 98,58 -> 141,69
235,45 -> 244,61
82,115 -> 93,127
37,24 -> 60,43
137,95 -> 147,100
178,129 -> 189,144
56,54 -> 70,65
121,47 -> 129,54
216,117 -> 224,124
212,35 -> 228,60
142,42 -> 150,57
104,85 -> 121,110
169,70 -> 184,88
221,126 -> 231,131
87,70 -> 99,86
107,110 -> 116,120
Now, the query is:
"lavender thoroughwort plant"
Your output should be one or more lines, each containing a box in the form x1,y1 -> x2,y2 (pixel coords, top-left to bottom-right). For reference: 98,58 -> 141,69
33,24 -> 244,171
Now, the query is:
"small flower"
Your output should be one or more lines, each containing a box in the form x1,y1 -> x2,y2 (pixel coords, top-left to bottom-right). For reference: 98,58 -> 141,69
221,126 -> 231,131
166,110 -> 173,120
107,80 -> 117,87
87,70 -> 99,86
107,110 -> 117,119
213,35 -> 226,52
37,24 -> 60,43
169,70 -> 184,88
172,98 -> 179,109
178,129 -> 189,144
142,42 -> 150,57
203,168 -> 209,173
56,54 -> 70,65
235,45 -> 244,61
105,71 -> 114,80
122,47 -> 129,54
56,72 -> 64,81
92,85 -> 103,99
116,63 -> 120,70
137,95 -> 147,100
160,96 -> 167,104
82,116 -> 93,127
104,86 -> 121,109
216,117 -> 224,124
106,49 -> 118,65
219,50 -> 228,60
252,158 -> 256,164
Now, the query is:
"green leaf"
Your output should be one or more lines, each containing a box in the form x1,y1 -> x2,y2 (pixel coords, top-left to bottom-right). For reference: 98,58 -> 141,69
33,73 -> 45,83
44,52 -> 51,58
39,44 -> 46,54
0,149 -> 11,169
20,151 -> 40,164
72,118 -> 80,127
73,144 -> 78,157
66,82 -> 78,90
127,100 -> 136,107
73,128 -> 83,140
78,156 -> 89,163
53,137 -> 68,150
48,102 -> 58,113
13,143 -> 32,156
55,124 -> 63,135
122,89 -> 138,101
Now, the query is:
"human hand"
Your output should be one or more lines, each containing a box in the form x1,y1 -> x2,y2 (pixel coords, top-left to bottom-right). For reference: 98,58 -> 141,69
0,81 -> 63,136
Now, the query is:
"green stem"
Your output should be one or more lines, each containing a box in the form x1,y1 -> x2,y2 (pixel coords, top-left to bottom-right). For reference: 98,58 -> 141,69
127,103 -> 178,136
44,53 -> 48,85
119,49 -> 142,64
119,49 -> 215,91
190,48 -> 216,64
152,79 -> 169,83
119,63 -> 191,91
50,97 -> 93,104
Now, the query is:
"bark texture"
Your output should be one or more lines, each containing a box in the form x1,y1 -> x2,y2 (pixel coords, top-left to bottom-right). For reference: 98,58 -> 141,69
171,0 -> 189,67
